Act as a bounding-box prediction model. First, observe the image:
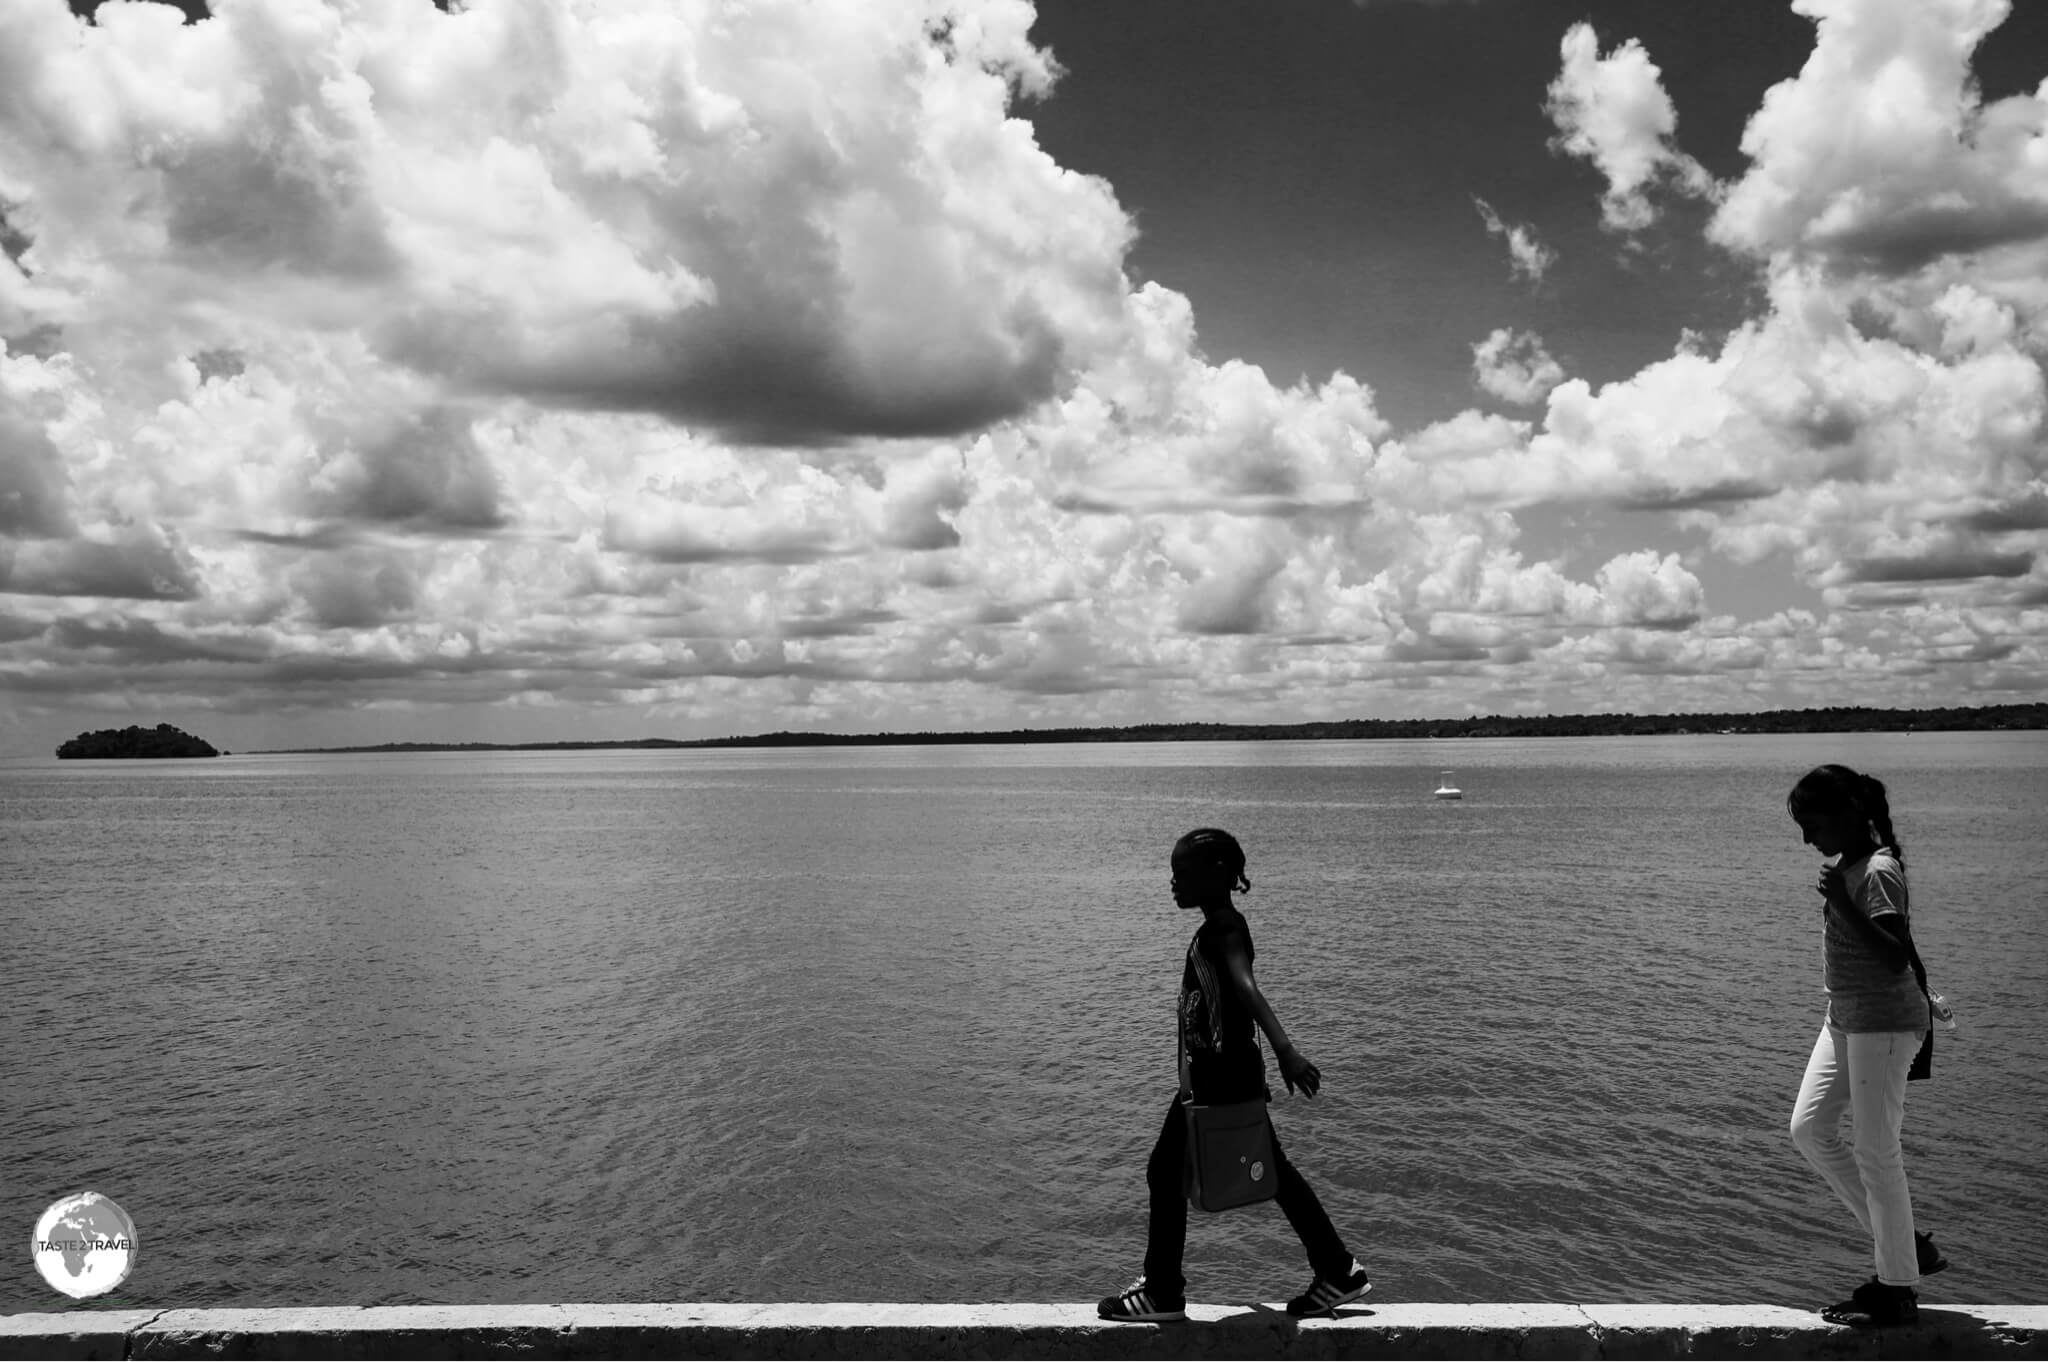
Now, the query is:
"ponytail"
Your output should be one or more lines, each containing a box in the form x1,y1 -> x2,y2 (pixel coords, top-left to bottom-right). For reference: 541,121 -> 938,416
1858,772 -> 1906,870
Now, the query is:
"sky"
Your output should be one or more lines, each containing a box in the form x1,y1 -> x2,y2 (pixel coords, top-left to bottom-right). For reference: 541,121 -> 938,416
3,0 -> 2048,754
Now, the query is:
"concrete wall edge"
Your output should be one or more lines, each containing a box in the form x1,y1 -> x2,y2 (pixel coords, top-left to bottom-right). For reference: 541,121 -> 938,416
3,1301 -> 2044,1360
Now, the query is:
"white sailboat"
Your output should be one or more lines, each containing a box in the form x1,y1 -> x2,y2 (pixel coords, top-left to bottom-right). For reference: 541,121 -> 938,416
1433,770 -> 1462,800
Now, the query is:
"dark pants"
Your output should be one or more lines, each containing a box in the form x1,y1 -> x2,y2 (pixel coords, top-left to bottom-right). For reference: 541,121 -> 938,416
1142,1096 -> 1352,1294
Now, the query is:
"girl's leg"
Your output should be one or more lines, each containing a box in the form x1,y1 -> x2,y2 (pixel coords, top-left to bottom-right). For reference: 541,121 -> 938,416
1142,1100 -> 1190,1294
1843,1030 -> 1922,1288
1789,1022 -> 1872,1234
1268,1121 -> 1353,1281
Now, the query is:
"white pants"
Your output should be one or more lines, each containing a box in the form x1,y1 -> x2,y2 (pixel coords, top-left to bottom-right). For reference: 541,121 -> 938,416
1788,1022 -> 1924,1287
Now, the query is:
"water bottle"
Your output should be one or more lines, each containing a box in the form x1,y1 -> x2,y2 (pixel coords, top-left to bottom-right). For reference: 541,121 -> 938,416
1928,991 -> 1957,1031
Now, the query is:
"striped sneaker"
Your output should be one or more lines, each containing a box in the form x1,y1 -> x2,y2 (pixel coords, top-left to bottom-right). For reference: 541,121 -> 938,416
1286,1259 -> 1371,1317
1096,1278 -> 1186,1322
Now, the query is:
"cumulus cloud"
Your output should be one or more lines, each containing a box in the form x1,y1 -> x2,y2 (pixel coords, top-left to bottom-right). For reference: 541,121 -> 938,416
873,447 -> 969,551
300,402 -> 507,533
0,405 -> 74,538
1471,328 -> 1566,405
1592,550 -> 1704,630
1034,284 -> 1386,518
1,523 -> 201,600
290,545 -> 420,630
4,0 -> 2048,745
1545,23 -> 1718,231
1420,262 -> 2048,585
1473,198 -> 1556,283
1172,525 -> 1288,637
0,0 -> 1131,445
1712,0 -> 2048,278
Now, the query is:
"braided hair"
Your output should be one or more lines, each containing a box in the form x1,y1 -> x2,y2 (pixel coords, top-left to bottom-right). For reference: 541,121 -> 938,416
1787,764 -> 1907,868
1174,827 -> 1252,894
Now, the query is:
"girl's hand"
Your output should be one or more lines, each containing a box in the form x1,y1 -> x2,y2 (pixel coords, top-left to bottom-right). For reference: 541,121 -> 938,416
1816,863 -> 1848,908
1278,1045 -> 1321,1098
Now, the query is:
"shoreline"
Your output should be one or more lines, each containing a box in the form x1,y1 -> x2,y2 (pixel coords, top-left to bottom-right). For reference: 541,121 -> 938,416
6,1301 -> 2045,1360
243,701 -> 2048,754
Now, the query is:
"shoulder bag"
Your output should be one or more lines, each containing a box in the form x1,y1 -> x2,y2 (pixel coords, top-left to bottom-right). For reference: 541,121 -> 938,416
1182,1097 -> 1277,1212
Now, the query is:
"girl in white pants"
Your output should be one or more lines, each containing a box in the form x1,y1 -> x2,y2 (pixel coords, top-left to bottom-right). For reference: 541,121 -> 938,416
1786,764 -> 1946,1327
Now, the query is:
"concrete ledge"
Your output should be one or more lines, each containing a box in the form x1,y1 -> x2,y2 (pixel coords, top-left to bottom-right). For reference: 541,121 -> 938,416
4,1302 -> 2044,1361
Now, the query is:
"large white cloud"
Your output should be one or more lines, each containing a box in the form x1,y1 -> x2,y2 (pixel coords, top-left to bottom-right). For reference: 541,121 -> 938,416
1434,0 -> 2046,646
1422,262 -> 2046,603
3,0 -> 2047,747
1713,0 -> 2048,279
0,0 -> 1131,444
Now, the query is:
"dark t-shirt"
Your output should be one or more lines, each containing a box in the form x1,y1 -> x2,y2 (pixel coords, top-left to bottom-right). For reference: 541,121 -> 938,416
1178,907 -> 1268,1103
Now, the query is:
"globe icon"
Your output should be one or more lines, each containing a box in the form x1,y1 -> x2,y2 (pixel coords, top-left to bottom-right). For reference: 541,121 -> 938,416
32,1192 -> 138,1300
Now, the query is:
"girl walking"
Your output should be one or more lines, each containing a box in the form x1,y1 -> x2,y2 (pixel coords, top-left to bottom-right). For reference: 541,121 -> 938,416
1785,764 -> 1948,1327
1096,827 -> 1369,1322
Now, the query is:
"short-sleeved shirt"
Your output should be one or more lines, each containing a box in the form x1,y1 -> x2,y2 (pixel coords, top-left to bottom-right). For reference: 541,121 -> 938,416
1178,907 -> 1268,1103
1823,850 -> 1927,1033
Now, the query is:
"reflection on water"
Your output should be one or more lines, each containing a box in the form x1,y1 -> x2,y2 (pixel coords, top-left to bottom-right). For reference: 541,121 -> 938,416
4,732 -> 2043,1308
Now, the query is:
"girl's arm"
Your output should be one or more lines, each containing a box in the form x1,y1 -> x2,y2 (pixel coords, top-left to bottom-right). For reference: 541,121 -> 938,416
1218,936 -> 1322,1098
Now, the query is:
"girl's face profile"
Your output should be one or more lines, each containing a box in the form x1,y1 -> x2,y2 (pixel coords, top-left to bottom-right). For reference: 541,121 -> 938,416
1793,805 -> 1862,858
1169,848 -> 1227,908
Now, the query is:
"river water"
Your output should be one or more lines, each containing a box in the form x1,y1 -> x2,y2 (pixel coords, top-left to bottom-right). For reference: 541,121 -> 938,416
4,731 -> 2043,1309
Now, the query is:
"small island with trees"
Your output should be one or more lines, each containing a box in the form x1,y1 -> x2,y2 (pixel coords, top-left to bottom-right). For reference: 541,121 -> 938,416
56,723 -> 222,759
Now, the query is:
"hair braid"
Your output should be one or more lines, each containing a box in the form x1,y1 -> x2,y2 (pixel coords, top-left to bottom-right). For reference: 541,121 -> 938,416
1858,772 -> 1906,869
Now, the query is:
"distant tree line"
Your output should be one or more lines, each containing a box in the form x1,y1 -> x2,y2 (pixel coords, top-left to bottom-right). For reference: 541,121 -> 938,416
682,703 -> 2048,746
264,702 -> 2048,754
57,723 -> 221,758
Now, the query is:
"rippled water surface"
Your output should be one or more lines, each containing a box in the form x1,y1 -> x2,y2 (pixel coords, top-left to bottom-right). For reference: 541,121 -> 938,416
5,732 -> 2044,1310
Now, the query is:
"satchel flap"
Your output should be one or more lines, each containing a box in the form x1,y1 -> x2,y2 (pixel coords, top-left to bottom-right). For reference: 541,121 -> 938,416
1184,1100 -> 1277,1212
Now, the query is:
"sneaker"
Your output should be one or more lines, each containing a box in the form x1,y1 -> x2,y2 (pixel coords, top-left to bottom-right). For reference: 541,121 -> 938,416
1286,1259 -> 1372,1317
1917,1230 -> 1949,1276
1096,1278 -> 1186,1323
1822,1277 -> 1918,1327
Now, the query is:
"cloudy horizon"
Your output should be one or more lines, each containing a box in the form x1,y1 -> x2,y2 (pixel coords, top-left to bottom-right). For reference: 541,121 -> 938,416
4,0 -> 2047,756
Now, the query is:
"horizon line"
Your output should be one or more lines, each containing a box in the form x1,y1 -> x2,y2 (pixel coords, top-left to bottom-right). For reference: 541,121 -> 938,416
234,699 -> 2048,755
